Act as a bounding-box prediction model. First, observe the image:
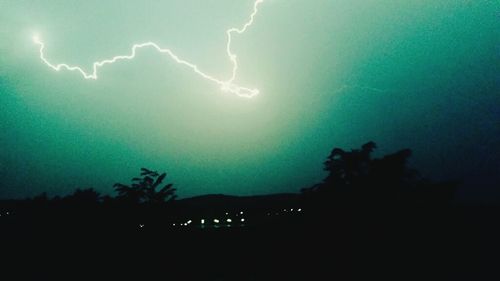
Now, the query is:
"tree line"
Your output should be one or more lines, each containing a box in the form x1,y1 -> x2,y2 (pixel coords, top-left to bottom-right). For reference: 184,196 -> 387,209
28,141 -> 457,207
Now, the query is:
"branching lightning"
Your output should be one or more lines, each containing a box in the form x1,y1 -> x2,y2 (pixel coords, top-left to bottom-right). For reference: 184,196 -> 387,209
33,0 -> 265,98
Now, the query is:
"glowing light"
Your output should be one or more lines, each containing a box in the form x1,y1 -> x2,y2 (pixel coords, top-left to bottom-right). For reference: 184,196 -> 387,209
226,218 -> 232,223
33,0 -> 266,98
241,218 -> 245,222
298,208 -> 302,212
201,219 -> 205,224
214,219 -> 220,224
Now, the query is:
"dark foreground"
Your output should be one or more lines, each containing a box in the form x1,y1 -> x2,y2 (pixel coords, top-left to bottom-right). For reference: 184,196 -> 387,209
0,202 -> 498,280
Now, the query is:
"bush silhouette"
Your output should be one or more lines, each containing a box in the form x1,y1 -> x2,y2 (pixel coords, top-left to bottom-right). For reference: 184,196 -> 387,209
63,188 -> 101,205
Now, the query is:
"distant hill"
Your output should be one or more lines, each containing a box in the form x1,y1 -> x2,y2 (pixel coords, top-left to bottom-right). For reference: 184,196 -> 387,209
174,193 -> 300,214
0,193 -> 302,219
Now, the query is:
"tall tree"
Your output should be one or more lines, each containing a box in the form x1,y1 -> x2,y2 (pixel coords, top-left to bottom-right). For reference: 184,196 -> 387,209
302,142 -> 456,206
114,168 -> 176,204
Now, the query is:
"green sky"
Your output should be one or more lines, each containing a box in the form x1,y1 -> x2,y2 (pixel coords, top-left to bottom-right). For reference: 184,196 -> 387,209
0,0 -> 498,202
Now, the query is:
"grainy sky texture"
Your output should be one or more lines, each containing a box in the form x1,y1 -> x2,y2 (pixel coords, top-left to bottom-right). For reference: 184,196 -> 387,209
0,0 -> 498,203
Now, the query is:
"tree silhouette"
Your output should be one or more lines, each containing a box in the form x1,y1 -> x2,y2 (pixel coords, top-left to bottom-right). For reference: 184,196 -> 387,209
302,141 -> 457,206
114,168 -> 177,204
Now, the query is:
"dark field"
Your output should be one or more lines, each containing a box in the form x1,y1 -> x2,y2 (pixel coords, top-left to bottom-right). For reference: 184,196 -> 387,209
1,197 -> 497,280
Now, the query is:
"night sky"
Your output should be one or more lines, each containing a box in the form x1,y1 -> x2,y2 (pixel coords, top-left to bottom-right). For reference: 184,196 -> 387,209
0,0 -> 498,203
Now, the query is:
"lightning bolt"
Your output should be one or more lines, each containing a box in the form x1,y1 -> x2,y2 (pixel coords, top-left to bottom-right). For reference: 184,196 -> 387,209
33,0 -> 265,98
